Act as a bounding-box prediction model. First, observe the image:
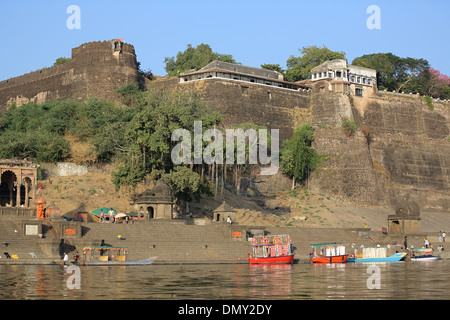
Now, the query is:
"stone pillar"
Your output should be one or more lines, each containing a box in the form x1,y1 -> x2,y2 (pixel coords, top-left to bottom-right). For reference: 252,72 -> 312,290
16,182 -> 21,207
31,178 -> 36,208
24,181 -> 29,207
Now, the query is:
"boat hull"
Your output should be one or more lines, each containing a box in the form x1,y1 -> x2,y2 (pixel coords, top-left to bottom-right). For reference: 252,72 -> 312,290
249,255 -> 294,264
84,257 -> 157,266
310,254 -> 348,264
348,253 -> 407,263
411,255 -> 440,262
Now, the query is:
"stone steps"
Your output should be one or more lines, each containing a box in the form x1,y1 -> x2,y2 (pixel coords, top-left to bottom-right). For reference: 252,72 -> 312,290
74,221 -> 252,262
0,220 -> 49,261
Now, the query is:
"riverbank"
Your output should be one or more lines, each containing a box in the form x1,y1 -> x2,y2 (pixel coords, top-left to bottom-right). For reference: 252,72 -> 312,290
1,218 -> 449,266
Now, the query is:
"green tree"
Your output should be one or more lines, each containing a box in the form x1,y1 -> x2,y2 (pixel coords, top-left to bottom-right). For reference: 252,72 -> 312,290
53,57 -> 71,66
164,43 -> 238,77
112,87 -> 222,191
162,166 -> 201,202
352,53 -> 429,92
285,46 -> 346,82
261,63 -> 285,75
280,124 -> 321,189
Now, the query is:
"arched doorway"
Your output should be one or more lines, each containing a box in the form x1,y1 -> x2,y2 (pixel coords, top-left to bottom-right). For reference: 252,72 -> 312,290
147,206 -> 154,219
1,171 -> 17,206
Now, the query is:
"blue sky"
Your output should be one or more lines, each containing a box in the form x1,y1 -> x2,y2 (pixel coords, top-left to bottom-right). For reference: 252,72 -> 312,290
1,0 -> 449,81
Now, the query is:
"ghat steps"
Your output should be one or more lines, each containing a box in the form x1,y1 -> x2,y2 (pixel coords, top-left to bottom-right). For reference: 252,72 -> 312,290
0,219 -> 441,264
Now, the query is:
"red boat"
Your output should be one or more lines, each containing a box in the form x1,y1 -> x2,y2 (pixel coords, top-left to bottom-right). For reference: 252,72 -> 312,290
310,243 -> 349,264
248,235 -> 295,264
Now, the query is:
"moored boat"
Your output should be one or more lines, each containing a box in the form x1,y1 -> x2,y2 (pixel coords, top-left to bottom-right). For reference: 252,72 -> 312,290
80,246 -> 157,266
410,248 -> 441,262
347,246 -> 407,263
248,235 -> 295,264
309,243 -> 349,263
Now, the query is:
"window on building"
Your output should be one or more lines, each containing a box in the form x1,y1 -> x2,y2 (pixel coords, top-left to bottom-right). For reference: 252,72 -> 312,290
336,71 -> 342,78
355,88 -> 363,97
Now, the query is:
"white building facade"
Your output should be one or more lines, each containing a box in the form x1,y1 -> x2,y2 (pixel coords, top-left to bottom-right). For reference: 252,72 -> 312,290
310,59 -> 377,97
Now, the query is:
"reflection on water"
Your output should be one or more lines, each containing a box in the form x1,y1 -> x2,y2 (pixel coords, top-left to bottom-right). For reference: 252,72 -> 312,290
0,260 -> 449,300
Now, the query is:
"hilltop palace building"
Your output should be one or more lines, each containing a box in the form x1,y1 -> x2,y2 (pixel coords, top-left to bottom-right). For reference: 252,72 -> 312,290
310,59 -> 377,97
179,60 -> 308,91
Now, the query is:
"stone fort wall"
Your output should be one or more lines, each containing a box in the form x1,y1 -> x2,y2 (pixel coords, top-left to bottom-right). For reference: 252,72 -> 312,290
150,77 -> 311,141
0,40 -> 139,112
310,87 -> 450,212
0,40 -> 448,212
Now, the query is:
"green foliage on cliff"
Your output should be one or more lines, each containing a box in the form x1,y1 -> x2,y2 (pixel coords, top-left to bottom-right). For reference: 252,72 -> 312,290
0,84 -> 223,199
164,43 -> 238,77
280,124 -> 322,188
0,99 -> 133,163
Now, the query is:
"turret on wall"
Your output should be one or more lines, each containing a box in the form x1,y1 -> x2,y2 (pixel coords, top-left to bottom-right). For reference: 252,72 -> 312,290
0,39 -> 139,111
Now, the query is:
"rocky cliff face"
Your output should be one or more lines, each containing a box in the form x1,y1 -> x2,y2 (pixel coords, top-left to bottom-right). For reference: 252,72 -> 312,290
309,89 -> 450,213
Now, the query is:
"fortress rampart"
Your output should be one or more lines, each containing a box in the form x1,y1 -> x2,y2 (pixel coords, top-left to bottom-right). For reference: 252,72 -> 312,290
0,40 -> 139,111
0,40 -> 448,212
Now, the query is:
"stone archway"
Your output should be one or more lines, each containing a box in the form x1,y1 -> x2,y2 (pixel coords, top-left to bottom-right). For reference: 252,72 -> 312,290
0,170 -> 17,206
0,159 -> 38,208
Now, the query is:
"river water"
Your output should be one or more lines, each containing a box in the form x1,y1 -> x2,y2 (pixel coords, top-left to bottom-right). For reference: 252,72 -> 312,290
0,260 -> 449,301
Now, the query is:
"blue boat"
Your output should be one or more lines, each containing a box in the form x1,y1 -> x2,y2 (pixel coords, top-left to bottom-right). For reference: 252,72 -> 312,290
348,246 -> 407,263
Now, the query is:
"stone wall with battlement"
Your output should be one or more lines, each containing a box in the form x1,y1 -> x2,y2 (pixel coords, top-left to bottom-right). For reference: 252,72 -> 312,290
0,40 -> 139,112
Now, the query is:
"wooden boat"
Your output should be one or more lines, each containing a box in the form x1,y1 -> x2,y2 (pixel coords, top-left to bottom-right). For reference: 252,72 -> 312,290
85,257 -> 157,266
347,246 -> 407,263
248,235 -> 295,264
80,246 -> 157,266
310,243 -> 349,263
410,248 -> 441,262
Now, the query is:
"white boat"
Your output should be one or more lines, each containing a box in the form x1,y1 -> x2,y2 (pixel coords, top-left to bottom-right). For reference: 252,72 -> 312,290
410,248 -> 441,262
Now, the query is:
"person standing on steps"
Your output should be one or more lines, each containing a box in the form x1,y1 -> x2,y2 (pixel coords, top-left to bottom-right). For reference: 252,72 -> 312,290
62,252 -> 69,266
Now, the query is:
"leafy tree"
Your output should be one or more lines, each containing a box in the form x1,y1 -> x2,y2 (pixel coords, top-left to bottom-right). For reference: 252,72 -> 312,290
261,64 -> 285,76
280,124 -> 321,189
352,53 -> 430,93
285,46 -> 346,82
53,57 -> 71,66
112,87 -> 222,193
161,166 -> 201,202
422,68 -> 450,98
164,43 -> 238,77
116,83 -> 148,109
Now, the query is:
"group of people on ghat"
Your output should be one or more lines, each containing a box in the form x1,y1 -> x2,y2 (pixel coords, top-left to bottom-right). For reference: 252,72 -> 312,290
98,208 -> 125,223
403,231 -> 446,252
